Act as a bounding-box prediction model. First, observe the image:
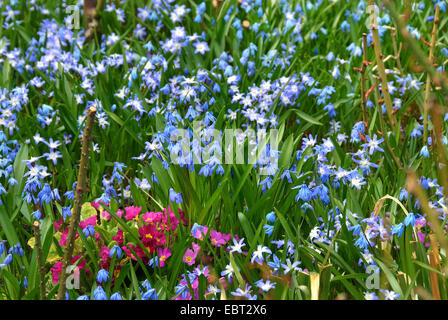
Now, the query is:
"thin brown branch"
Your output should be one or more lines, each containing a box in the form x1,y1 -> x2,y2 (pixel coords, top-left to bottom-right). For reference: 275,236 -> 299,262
84,0 -> 104,42
33,221 -> 46,300
430,101 -> 448,201
361,33 -> 369,125
56,107 -> 96,300
406,170 -> 448,261
423,4 -> 440,144
384,0 -> 448,92
369,0 -> 397,131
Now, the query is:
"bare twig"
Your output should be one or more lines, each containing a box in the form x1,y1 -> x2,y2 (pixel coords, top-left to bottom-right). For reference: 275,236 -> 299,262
374,78 -> 403,169
369,0 -> 397,131
423,4 -> 440,144
33,221 -> 46,300
84,0 -> 105,42
388,26 -> 403,75
430,101 -> 448,201
56,107 -> 96,300
429,249 -> 441,300
406,170 -> 448,262
361,34 -> 369,124
384,0 -> 448,92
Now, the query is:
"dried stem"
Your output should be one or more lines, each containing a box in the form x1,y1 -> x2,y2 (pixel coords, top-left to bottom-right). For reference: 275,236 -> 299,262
430,101 -> 448,201
384,0 -> 448,92
403,0 -> 413,22
84,0 -> 105,42
423,4 -> 440,144
429,234 -> 446,294
429,249 -> 441,300
33,221 -> 46,300
56,107 -> 96,300
361,33 -> 369,124
406,170 -> 448,263
374,78 -> 403,169
390,27 -> 403,75
369,0 -> 397,131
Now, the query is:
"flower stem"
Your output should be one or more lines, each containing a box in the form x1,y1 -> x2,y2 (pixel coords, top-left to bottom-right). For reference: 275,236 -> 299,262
369,0 -> 397,131
374,78 -> 403,170
84,0 -> 105,42
361,33 -> 369,125
56,107 -> 96,300
429,101 -> 448,200
384,0 -> 448,92
33,221 -> 46,300
423,4 -> 440,145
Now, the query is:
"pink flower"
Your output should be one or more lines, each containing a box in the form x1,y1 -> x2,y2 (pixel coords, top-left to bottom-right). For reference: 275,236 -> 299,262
101,210 -> 111,221
222,233 -> 231,242
125,206 -> 142,220
112,228 -> 124,244
142,211 -> 162,224
178,208 -> 188,226
139,224 -> 166,252
183,248 -> 197,266
100,246 -> 111,269
158,247 -> 171,267
59,231 -> 68,246
193,226 -> 208,240
161,206 -> 179,231
416,218 -> 426,228
50,256 -> 87,284
116,209 -> 124,218
210,230 -> 226,247
192,242 -> 200,254
54,218 -> 64,231
90,201 -> 102,210
417,231 -> 426,244
79,215 -> 97,229
50,261 -> 63,284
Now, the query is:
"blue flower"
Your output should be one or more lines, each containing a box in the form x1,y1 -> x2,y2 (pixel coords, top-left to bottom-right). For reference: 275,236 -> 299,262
354,234 -> 369,250
110,292 -> 123,300
263,224 -> 274,236
142,288 -> 158,300
169,188 -> 183,204
266,211 -> 276,223
31,210 -> 41,220
348,224 -> 362,237
391,223 -> 405,237
399,188 -> 408,201
93,286 -> 108,300
109,245 -> 122,258
148,257 -> 159,268
12,243 -> 23,256
340,20 -> 350,32
404,213 -> 416,227
420,145 -> 430,157
294,184 -> 313,201
361,134 -> 384,155
62,206 -> 71,220
3,254 -> 13,266
96,269 -> 109,283
141,279 -> 152,291
83,225 -> 95,237
267,254 -> 281,274
76,295 -> 90,300
0,241 -> 5,255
